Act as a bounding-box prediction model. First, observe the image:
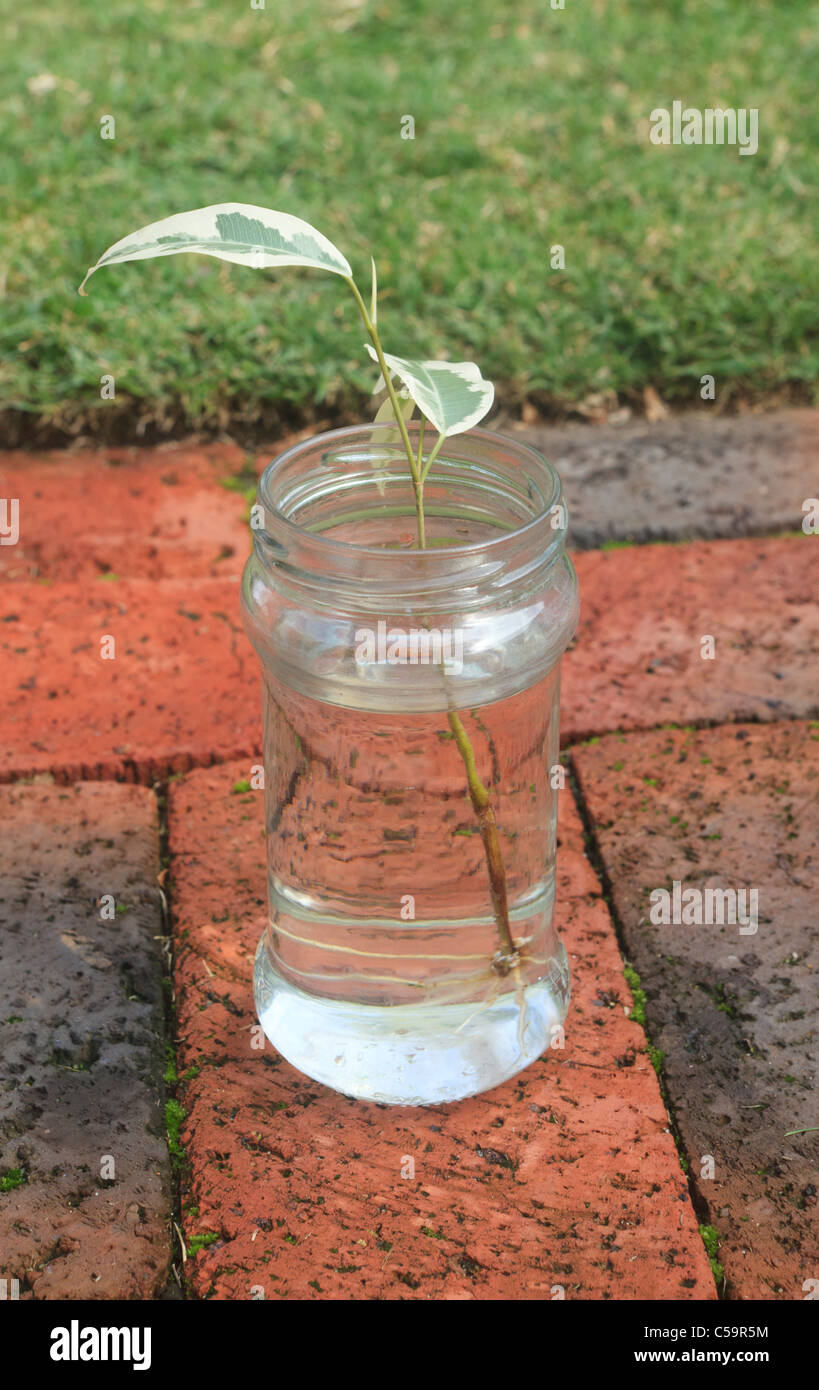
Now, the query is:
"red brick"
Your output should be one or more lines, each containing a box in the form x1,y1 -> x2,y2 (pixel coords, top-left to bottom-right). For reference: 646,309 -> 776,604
0,441 -> 257,583
572,721 -> 819,1299
0,579 -> 258,783
4,533 -> 815,785
564,536 -> 817,739
167,762 -> 714,1301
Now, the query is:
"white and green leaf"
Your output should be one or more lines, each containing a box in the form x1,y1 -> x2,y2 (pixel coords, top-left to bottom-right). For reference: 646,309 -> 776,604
373,392 -> 415,428
370,391 -> 415,494
79,203 -> 352,294
365,345 -> 493,436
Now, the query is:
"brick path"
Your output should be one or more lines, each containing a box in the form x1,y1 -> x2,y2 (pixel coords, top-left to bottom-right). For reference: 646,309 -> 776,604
0,416 -> 815,1300
167,764 -> 712,1300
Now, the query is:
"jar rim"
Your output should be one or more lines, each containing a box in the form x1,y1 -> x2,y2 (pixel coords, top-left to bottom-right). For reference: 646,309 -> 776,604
257,422 -> 567,572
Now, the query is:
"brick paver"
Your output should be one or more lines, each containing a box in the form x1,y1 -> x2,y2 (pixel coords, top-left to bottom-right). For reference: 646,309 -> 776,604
567,536 -> 817,738
1,434 -> 814,1302
2,535 -> 815,783
4,412 -> 815,580
0,579 -> 258,783
167,761 -> 714,1300
572,722 -> 819,1299
0,441 -> 256,583
0,782 -> 170,1298
517,407 -> 818,548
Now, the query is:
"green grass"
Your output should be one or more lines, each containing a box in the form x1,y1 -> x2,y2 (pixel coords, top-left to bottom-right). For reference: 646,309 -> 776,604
2,0 -> 817,440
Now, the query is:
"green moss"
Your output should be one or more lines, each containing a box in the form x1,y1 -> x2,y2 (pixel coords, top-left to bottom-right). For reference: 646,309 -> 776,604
232,778 -> 251,793
701,981 -> 736,1019
0,1168 -> 25,1193
699,1224 -> 725,1286
187,1231 -> 219,1256
165,1098 -> 187,1169
163,1051 -> 178,1086
219,474 -> 257,504
623,963 -> 647,1028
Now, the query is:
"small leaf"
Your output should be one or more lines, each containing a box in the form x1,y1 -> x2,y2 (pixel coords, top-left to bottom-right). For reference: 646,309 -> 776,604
365,346 -> 493,436
373,394 -> 415,427
79,203 -> 352,294
370,393 -> 415,494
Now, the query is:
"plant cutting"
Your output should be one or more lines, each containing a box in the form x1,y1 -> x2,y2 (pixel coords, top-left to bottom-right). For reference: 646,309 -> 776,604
81,204 -> 579,1104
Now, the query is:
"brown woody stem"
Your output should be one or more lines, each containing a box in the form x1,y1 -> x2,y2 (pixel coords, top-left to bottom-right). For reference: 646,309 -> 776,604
447,709 -> 519,975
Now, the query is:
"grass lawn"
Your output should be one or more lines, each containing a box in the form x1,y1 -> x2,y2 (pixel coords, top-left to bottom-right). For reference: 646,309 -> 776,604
1,0 -> 817,441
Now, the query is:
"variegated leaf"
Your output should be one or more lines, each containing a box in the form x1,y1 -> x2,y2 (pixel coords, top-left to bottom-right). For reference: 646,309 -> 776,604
365,345 -> 493,436
79,203 -> 351,294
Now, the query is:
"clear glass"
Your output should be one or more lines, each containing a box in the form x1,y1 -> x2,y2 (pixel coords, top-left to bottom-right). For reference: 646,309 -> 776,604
241,424 -> 579,1104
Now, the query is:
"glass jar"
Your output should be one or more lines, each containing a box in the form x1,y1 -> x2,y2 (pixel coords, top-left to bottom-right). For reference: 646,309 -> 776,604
241,423 -> 579,1105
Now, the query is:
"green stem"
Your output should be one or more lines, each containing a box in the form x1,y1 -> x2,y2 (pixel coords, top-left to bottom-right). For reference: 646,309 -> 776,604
420,431 -> 444,484
345,273 -> 516,973
345,276 -> 418,485
346,274 -> 426,546
415,418 -> 426,473
413,478 -> 426,550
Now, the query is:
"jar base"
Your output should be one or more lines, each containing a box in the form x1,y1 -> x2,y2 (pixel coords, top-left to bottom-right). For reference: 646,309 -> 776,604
253,934 -> 570,1106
